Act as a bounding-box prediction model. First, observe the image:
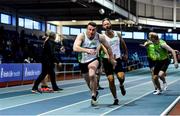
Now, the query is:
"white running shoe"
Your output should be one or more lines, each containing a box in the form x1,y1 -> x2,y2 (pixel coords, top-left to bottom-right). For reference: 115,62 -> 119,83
162,83 -> 168,91
153,90 -> 157,94
153,90 -> 162,95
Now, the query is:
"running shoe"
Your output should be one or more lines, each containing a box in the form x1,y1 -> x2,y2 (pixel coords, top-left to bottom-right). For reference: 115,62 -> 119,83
54,88 -> 63,92
98,86 -> 104,90
113,99 -> 119,105
91,96 -> 98,106
153,89 -> 162,95
162,83 -> 168,91
41,87 -> 54,92
153,90 -> 157,94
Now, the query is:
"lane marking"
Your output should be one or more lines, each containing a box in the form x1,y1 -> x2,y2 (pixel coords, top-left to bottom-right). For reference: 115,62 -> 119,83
0,76 -> 150,111
0,71 -> 150,94
0,79 -> 85,94
100,79 -> 180,116
0,76 -> 149,100
160,96 -> 180,116
37,81 -> 152,116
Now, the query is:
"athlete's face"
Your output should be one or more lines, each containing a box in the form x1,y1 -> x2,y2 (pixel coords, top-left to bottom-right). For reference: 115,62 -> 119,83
102,20 -> 112,30
87,25 -> 96,39
149,35 -> 159,44
151,38 -> 159,44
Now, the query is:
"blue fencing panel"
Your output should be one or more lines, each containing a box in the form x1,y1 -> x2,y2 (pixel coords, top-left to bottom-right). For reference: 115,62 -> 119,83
23,63 -> 42,81
0,64 -> 22,82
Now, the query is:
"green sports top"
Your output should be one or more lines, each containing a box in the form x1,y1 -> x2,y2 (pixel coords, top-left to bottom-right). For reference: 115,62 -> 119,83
146,43 -> 157,61
99,48 -> 106,59
153,40 -> 169,61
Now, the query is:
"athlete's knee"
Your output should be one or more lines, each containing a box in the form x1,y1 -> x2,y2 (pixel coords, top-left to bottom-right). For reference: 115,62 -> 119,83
117,72 -> 125,79
108,75 -> 116,88
89,65 -> 96,71
153,75 -> 158,80
88,66 -> 97,77
108,75 -> 114,83
158,71 -> 165,77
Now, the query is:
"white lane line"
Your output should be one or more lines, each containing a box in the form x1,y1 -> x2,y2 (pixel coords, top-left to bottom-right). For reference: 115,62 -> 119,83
0,79 -> 85,94
0,76 -> 149,100
0,85 -> 88,111
0,72 -> 149,94
160,96 -> 180,116
100,79 -> 180,116
37,81 -> 152,116
0,76 -> 149,111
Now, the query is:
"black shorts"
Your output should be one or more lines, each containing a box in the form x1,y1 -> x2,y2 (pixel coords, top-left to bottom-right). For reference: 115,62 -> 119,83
96,57 -> 101,69
154,58 -> 170,75
102,58 -> 124,76
147,57 -> 156,69
79,58 -> 98,74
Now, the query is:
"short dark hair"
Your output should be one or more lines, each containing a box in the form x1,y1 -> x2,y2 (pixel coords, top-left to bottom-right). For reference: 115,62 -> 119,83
102,18 -> 111,24
87,22 -> 97,27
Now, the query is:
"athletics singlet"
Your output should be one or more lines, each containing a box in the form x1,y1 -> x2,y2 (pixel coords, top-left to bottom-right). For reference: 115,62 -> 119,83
78,32 -> 100,63
103,32 -> 121,59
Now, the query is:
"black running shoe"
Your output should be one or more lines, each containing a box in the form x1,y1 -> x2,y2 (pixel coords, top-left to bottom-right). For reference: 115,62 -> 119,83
54,88 -> 63,92
98,86 -> 104,90
113,99 -> 119,105
120,85 -> 126,96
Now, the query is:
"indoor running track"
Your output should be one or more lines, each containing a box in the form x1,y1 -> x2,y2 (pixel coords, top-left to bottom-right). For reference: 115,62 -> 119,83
0,65 -> 179,115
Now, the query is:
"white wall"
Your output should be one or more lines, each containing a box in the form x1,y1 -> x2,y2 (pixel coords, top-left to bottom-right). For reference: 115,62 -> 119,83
137,1 -> 180,21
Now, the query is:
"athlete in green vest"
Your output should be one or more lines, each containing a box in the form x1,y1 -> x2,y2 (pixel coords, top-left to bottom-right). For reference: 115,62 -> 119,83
140,39 -> 167,94
149,32 -> 179,95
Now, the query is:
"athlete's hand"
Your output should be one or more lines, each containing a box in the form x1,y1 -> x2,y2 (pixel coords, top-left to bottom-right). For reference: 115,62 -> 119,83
122,54 -> 128,61
139,44 -> 145,47
60,46 -> 65,53
174,63 -> 179,69
87,49 -> 96,55
110,58 -> 117,69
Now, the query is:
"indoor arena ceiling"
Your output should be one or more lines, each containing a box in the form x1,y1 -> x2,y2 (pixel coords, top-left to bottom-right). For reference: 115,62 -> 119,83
0,0 -> 127,21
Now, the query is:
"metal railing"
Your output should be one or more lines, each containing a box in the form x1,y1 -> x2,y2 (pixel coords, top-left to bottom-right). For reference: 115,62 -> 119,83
54,56 -> 149,80
55,63 -> 81,80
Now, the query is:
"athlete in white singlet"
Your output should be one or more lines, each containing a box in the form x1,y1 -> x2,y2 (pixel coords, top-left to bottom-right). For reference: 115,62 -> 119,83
102,18 -> 128,105
73,22 -> 116,106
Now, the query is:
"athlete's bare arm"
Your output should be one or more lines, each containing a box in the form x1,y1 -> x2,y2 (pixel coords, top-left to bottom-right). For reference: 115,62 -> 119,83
99,34 -> 113,59
101,44 -> 109,58
117,32 -> 128,61
73,33 -> 96,55
161,43 -> 179,68
99,34 -> 116,66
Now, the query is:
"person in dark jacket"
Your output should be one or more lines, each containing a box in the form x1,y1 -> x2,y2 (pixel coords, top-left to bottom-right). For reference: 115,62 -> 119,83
32,32 -> 63,93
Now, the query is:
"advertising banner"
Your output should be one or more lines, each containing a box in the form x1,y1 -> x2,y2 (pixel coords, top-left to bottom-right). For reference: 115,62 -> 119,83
0,64 -> 22,82
23,63 -> 42,80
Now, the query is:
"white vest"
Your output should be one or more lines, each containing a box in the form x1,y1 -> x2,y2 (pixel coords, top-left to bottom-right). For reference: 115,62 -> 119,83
79,32 -> 100,63
103,32 -> 121,59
